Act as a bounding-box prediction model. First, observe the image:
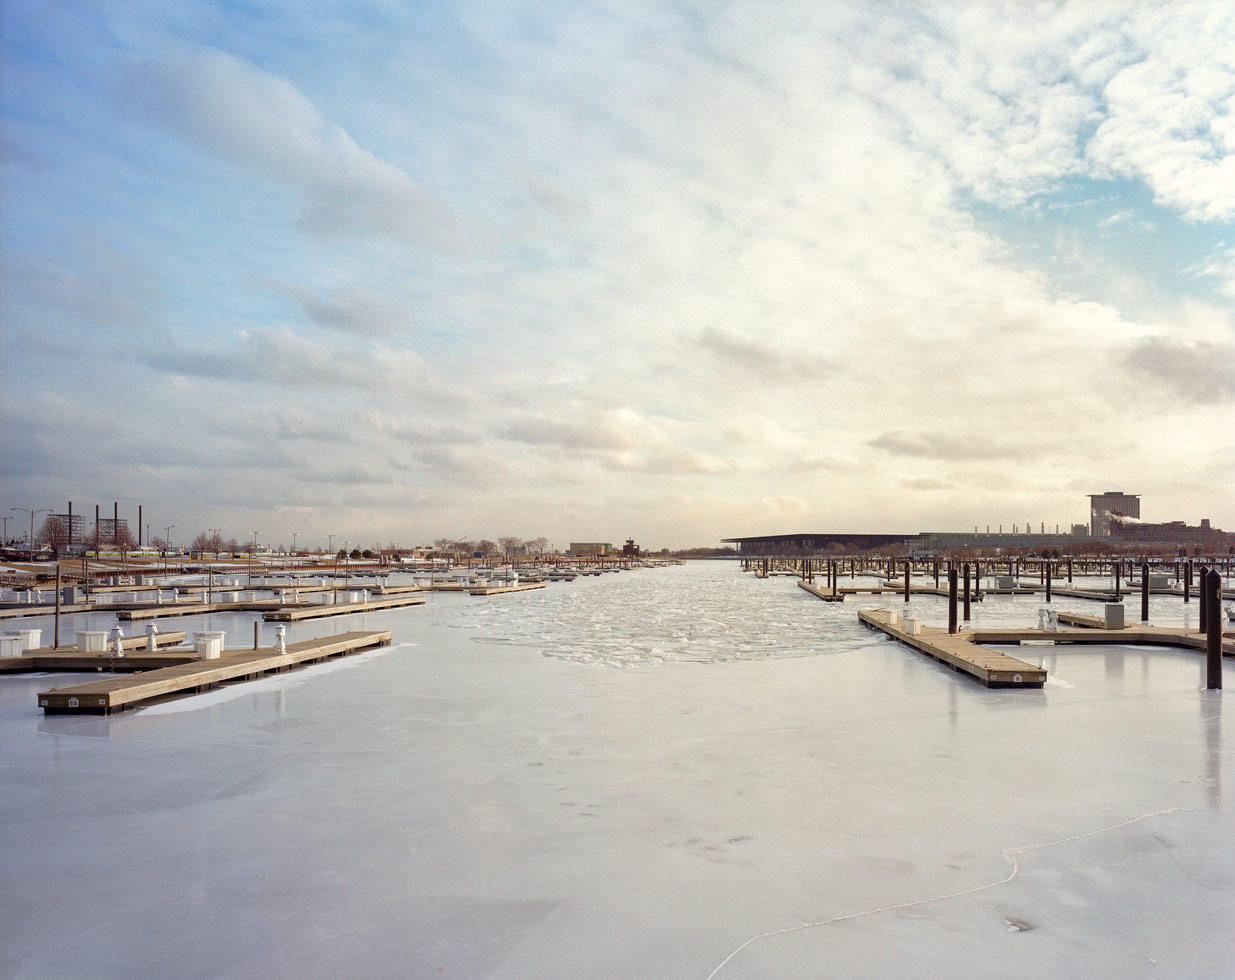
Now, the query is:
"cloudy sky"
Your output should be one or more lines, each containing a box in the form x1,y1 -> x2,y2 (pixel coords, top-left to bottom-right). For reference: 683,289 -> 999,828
2,1 -> 1233,550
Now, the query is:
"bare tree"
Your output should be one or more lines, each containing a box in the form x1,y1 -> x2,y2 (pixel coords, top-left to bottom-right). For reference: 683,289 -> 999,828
498,536 -> 522,557
527,536 -> 549,555
35,516 -> 71,558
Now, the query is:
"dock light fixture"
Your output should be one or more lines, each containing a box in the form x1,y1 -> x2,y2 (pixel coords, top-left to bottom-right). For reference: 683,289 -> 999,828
12,507 -> 51,560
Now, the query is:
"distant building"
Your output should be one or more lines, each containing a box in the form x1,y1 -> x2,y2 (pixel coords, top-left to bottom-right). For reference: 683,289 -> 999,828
46,513 -> 86,551
621,538 -> 641,557
569,542 -> 612,556
722,532 -> 911,554
1110,518 -> 1232,550
1088,491 -> 1140,536
93,518 -> 131,547
1071,524 -> 1089,536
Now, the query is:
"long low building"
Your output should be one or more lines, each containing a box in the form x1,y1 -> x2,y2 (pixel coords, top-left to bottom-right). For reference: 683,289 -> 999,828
725,525 -> 1233,555
722,532 -> 913,554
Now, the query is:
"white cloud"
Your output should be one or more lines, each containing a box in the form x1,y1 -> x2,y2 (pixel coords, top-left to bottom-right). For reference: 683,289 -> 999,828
120,47 -> 459,243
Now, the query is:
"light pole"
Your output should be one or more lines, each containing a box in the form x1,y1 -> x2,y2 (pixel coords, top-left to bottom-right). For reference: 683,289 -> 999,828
204,527 -> 222,601
290,531 -> 299,556
1,515 -> 11,547
12,508 -> 50,560
163,524 -> 175,572
327,533 -> 334,557
248,530 -> 261,586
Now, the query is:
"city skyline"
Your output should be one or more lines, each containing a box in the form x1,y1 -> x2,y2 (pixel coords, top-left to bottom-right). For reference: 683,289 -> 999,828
3,2 -> 1233,549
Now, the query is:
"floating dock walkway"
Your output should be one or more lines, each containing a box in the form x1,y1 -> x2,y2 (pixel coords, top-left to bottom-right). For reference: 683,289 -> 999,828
262,593 -> 426,620
36,631 -> 391,714
858,609 -> 1047,687
468,582 -> 546,596
859,608 -> 1234,689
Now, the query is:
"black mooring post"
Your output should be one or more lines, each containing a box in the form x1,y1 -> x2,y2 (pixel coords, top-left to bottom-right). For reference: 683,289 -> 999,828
963,563 -> 971,621
934,559 -> 939,588
1114,563 -> 1121,600
1141,562 -> 1150,622
1206,569 -> 1223,690
1198,565 -> 1209,633
974,561 -> 981,600
1045,562 -> 1052,603
948,569 -> 958,634
1184,561 -> 1191,603
1067,557 -> 1073,583
904,561 -> 910,603
54,566 -> 62,649
831,560 -> 838,597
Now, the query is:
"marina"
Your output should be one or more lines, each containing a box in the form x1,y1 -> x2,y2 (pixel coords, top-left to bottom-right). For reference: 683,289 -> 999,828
2,560 -> 1231,979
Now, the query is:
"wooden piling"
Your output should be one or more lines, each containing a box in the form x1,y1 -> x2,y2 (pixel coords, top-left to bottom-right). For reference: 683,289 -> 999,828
948,568 -> 958,635
962,563 -> 971,621
1206,569 -> 1223,690
1141,562 -> 1150,622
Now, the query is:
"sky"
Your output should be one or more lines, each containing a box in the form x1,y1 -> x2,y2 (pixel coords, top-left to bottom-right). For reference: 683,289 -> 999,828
1,0 -> 1233,551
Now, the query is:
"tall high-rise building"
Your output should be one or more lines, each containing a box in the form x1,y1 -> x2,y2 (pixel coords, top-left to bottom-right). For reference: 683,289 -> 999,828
1088,491 -> 1140,536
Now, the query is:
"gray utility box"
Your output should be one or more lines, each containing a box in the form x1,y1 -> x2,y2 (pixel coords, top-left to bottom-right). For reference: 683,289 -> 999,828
1104,603 -> 1125,629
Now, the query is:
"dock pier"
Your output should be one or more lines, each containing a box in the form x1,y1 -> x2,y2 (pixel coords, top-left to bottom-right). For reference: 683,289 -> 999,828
35,631 -> 392,714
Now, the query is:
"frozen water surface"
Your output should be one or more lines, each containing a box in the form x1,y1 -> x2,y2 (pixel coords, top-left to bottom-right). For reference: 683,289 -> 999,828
1,561 -> 1231,978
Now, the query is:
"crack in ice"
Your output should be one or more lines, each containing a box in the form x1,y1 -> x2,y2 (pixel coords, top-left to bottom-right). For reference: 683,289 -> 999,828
704,807 -> 1189,980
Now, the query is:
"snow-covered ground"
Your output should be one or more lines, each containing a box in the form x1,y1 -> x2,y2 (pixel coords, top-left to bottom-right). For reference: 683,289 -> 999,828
1,561 -> 1231,978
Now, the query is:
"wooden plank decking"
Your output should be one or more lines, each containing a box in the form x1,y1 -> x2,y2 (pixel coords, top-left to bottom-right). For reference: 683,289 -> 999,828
859,607 -> 1234,689
262,594 -> 426,621
36,631 -> 392,714
858,609 -> 1046,687
796,580 -> 844,602
468,582 -> 547,596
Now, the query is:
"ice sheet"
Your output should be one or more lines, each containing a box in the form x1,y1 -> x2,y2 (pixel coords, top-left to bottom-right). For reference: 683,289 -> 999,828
1,561 -> 1231,978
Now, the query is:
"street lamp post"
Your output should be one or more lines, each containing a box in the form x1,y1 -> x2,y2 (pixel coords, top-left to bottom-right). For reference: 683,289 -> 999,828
248,530 -> 261,587
290,531 -> 299,557
163,525 -> 175,571
12,508 -> 51,561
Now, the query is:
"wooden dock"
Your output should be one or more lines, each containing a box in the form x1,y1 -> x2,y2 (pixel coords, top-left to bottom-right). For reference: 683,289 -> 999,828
468,582 -> 547,596
0,632 -> 191,673
859,608 -> 1234,688
36,631 -> 391,714
858,609 -> 1047,687
797,580 -> 844,602
262,593 -> 426,621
